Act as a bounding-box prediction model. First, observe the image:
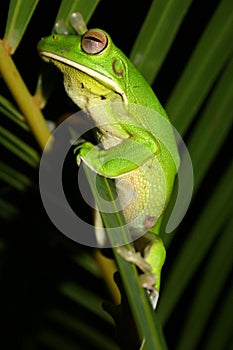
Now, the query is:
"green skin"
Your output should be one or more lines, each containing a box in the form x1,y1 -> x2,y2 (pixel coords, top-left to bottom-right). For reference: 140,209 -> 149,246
38,28 -> 179,305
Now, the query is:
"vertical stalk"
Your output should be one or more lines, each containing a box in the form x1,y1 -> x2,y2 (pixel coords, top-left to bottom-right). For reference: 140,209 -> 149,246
0,40 -> 51,151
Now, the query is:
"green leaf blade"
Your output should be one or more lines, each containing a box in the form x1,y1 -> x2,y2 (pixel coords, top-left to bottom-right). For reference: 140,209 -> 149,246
166,0 -> 233,135
158,162 -> 233,324
130,0 -> 192,84
4,0 -> 40,53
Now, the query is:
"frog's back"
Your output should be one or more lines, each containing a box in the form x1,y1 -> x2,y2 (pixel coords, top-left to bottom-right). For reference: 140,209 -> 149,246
124,58 -> 168,118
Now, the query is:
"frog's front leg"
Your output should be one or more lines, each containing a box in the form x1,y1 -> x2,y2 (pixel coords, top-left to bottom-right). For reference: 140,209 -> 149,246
74,125 -> 159,178
117,233 -> 166,309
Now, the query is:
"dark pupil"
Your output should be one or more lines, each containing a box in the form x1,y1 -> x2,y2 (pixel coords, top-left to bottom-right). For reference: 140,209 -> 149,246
85,36 -> 102,43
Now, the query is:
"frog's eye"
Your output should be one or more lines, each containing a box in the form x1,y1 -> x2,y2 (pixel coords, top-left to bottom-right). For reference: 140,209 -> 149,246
82,29 -> 108,54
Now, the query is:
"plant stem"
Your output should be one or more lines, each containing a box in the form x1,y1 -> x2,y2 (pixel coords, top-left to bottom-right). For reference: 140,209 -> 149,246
0,40 -> 51,151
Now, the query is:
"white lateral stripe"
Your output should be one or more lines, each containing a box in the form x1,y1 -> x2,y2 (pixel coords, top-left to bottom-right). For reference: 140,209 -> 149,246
40,51 -> 128,104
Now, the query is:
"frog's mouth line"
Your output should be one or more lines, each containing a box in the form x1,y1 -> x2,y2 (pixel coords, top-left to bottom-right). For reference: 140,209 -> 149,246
39,51 -> 128,105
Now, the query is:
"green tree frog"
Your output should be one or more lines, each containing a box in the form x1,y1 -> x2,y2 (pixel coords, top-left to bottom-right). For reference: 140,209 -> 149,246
38,21 -> 179,308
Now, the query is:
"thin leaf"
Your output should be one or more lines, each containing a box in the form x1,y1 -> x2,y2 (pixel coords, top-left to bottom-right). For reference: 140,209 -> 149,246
158,162 -> 233,323
0,125 -> 39,167
0,160 -> 33,190
130,0 -> 192,84
188,56 -> 233,192
203,284 -> 233,350
166,0 -> 233,135
83,164 -> 168,350
4,0 -> 40,54
162,38 -> 233,250
48,310 -> 119,350
177,217 -> 233,350
0,95 -> 28,130
60,282 -> 114,324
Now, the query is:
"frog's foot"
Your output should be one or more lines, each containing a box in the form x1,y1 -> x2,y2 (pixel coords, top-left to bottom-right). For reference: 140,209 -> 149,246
116,246 -> 152,273
74,141 -> 94,165
139,273 -> 159,309
148,288 -> 159,310
116,246 -> 159,309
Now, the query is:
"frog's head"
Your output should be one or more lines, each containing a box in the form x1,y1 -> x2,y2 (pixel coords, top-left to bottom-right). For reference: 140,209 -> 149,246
38,29 -> 129,104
